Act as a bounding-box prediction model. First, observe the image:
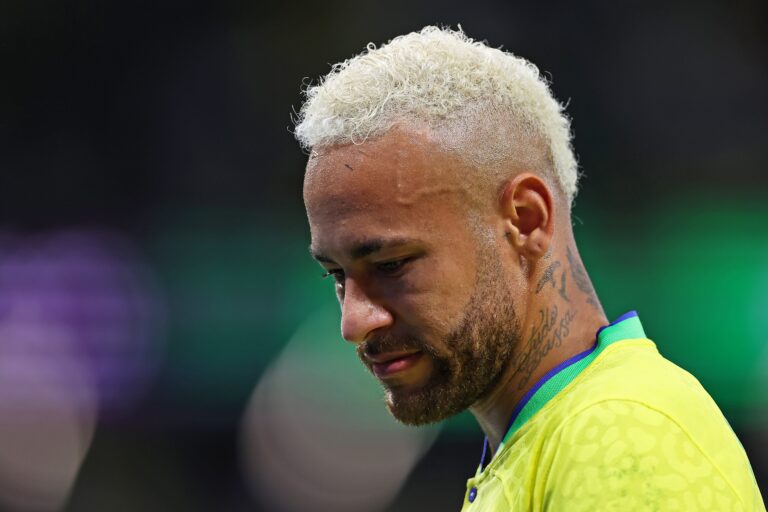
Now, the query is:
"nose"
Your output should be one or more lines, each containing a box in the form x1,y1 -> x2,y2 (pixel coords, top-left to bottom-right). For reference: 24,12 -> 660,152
340,278 -> 393,343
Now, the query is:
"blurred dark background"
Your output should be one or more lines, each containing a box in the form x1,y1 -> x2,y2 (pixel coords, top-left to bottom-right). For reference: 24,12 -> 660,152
1,1 -> 766,511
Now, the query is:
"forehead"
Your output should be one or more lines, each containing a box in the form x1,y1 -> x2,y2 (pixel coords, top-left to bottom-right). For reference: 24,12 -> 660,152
305,126 -> 469,202
303,126 -> 478,249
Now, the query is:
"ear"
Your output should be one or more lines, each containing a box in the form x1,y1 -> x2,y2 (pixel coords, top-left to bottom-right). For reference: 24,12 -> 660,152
499,173 -> 554,260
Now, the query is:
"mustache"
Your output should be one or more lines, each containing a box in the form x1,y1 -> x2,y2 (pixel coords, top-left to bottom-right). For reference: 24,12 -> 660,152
357,334 -> 425,359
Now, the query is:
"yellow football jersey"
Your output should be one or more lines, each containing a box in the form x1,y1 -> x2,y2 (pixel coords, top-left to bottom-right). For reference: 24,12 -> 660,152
461,312 -> 765,511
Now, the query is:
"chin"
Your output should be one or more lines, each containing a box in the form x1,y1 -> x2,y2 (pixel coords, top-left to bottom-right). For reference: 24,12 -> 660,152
387,403 -> 441,426
384,386 -> 467,426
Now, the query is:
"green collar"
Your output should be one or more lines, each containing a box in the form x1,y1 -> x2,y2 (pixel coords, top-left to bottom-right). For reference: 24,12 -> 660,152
477,311 -> 647,473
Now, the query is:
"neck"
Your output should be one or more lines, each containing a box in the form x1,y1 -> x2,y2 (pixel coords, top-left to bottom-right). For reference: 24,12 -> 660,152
469,243 -> 608,453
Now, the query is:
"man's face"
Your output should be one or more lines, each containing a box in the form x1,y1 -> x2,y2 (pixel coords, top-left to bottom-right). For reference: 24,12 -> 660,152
304,125 -> 523,425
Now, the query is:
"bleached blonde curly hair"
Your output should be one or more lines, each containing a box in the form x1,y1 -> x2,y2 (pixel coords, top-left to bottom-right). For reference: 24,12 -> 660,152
294,26 -> 580,205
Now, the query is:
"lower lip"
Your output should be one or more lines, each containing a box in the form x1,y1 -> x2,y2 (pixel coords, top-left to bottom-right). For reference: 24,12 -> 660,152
371,352 -> 423,377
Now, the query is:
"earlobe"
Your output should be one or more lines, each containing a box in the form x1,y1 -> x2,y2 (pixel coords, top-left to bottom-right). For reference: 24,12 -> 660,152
499,173 -> 554,260
527,230 -> 547,254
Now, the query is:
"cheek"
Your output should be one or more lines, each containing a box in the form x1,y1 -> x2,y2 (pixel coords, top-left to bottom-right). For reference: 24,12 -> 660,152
433,251 -> 480,311
502,254 -> 529,295
395,295 -> 451,335
391,259 -> 477,335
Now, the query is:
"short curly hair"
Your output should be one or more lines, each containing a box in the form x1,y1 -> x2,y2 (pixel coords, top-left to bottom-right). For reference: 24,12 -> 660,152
294,26 -> 579,205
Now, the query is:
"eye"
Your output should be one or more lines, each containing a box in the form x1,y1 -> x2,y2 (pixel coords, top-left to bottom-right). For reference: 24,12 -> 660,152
321,269 -> 345,284
375,258 -> 410,275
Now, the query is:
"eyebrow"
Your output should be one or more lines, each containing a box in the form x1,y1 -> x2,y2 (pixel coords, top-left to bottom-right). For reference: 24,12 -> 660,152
310,237 -> 419,264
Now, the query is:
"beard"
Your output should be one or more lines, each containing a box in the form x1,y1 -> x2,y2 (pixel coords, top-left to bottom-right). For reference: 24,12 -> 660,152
357,252 -> 522,426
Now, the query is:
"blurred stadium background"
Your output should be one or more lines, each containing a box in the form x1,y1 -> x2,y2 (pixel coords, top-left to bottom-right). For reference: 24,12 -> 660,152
1,1 -> 766,510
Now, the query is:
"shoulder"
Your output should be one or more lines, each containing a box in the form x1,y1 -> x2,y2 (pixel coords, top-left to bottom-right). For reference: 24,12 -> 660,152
552,398 -> 719,468
531,341 -> 764,511
543,399 -> 758,512
555,339 -> 728,441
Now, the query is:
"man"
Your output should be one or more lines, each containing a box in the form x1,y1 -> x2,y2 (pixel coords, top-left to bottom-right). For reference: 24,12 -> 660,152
295,26 -> 765,511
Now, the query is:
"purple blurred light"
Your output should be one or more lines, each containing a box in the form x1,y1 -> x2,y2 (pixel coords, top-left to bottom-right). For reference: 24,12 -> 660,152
0,228 -> 167,417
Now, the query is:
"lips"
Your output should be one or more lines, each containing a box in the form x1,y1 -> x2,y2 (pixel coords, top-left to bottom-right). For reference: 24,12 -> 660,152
367,350 -> 423,378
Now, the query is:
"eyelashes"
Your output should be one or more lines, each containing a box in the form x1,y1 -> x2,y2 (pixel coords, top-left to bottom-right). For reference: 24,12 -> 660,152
320,256 -> 419,285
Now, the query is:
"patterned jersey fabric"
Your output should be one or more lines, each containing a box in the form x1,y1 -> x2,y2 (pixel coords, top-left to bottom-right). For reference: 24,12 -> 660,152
460,313 -> 765,512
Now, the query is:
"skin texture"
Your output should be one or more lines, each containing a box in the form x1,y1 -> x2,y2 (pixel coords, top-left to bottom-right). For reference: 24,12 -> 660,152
304,123 -> 607,452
